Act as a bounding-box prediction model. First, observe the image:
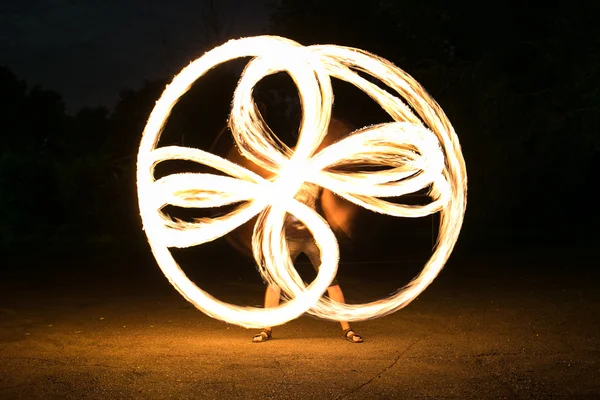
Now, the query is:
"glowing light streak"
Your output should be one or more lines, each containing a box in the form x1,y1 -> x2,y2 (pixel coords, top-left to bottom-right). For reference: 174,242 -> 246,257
137,36 -> 467,328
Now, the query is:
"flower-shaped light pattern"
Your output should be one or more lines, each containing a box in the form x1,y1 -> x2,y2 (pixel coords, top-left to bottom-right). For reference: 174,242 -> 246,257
137,36 -> 467,329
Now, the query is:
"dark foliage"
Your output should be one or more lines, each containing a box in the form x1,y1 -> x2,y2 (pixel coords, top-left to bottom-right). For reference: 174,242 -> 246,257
0,1 -> 597,251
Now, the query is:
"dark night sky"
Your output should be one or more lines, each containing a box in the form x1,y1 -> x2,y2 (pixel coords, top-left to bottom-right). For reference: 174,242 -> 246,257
1,0 -> 270,113
1,0 -> 597,252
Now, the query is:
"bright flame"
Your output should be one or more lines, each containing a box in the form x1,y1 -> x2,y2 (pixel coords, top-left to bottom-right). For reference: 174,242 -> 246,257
137,36 -> 467,328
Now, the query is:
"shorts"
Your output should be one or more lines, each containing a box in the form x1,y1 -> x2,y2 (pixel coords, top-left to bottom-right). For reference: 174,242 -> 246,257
286,235 -> 339,287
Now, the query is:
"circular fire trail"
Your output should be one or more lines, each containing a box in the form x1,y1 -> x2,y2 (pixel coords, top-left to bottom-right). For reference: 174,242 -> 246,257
137,36 -> 467,328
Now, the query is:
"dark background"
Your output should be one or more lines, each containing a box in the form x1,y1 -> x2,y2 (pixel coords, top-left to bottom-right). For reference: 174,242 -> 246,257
1,0 -> 598,270
2,4 -> 599,397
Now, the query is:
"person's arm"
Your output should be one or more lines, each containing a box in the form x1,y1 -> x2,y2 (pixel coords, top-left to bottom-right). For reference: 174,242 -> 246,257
320,188 -> 357,239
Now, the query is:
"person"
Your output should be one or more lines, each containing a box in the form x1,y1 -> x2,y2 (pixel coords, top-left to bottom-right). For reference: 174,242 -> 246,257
252,181 -> 364,343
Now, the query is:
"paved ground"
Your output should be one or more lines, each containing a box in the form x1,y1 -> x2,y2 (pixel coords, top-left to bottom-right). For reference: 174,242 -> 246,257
0,246 -> 598,399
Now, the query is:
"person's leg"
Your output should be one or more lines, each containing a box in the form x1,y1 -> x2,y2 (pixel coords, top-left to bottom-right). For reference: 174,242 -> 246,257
326,285 -> 363,342
264,284 -> 281,309
253,238 -> 300,342
326,285 -> 350,330
252,284 -> 281,342
303,239 -> 364,343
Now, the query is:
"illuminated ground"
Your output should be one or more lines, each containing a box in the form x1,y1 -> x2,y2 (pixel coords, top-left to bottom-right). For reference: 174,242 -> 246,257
1,245 -> 598,399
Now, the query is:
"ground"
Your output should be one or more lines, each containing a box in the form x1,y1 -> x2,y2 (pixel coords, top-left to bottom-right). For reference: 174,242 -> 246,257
0,244 -> 598,399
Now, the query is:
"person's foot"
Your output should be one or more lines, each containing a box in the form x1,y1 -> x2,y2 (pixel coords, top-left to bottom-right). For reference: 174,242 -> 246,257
252,329 -> 272,343
343,328 -> 363,343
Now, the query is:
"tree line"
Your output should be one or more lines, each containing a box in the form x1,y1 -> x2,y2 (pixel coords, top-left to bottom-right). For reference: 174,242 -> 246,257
1,1 -> 598,250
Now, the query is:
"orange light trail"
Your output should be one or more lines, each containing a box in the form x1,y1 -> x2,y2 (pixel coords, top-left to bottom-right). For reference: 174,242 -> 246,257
137,36 -> 467,328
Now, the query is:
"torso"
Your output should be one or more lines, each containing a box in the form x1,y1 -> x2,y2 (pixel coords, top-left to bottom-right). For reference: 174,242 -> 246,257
285,182 -> 321,237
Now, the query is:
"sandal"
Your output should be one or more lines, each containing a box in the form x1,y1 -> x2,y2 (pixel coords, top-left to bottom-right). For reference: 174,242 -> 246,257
252,329 -> 272,343
343,328 -> 363,343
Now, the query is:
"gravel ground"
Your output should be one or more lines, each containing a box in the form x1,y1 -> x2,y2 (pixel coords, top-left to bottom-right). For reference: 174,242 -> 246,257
0,246 -> 598,399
